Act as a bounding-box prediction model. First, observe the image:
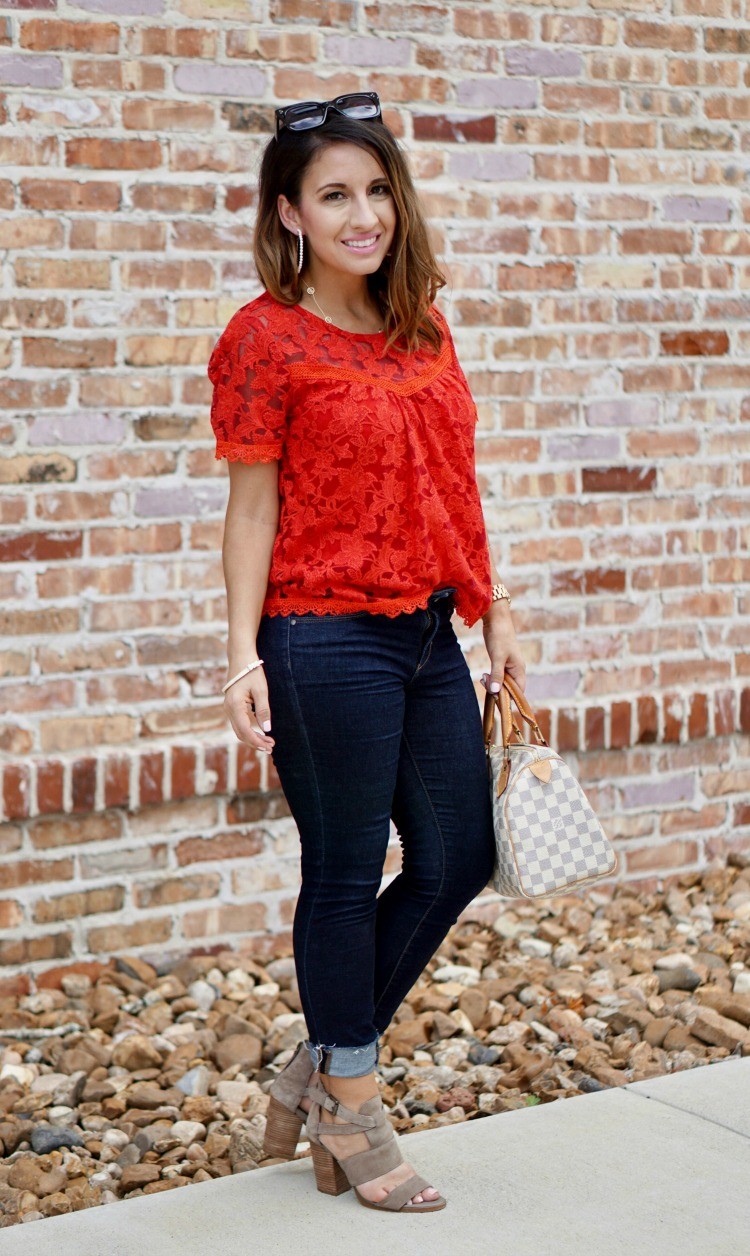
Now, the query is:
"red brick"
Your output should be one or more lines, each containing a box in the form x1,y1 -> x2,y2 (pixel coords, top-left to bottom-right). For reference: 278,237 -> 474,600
133,872 -> 220,909
624,20 -> 696,52
87,916 -> 172,952
625,840 -> 699,873
3,764 -> 30,820
663,694 -> 683,743
413,113 -> 495,143
688,693 -> 709,740
637,696 -> 658,744
0,858 -> 74,891
543,84 -> 619,114
226,793 -> 290,824
71,757 -> 97,812
714,686 -> 737,736
582,467 -> 657,494
28,811 -> 122,851
737,688 -> 750,734
204,745 -> 229,794
33,885 -> 124,924
0,530 -> 83,562
139,751 -> 164,807
704,27 -> 750,53
104,755 -> 131,808
175,831 -> 264,866
496,262 -> 575,292
557,709 -> 579,752
535,154 -> 609,182
236,744 -> 262,792
610,702 -> 632,750
585,707 -> 606,751
21,18 -> 118,52
65,138 -> 162,169
37,759 -> 64,814
0,899 -> 23,929
660,330 -> 729,356
182,902 -> 267,939
621,228 -> 692,255
170,745 -> 196,801
0,933 -> 72,967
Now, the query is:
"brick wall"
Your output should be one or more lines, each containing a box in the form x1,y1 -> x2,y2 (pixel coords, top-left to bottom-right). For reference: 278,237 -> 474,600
1,1 -> 749,979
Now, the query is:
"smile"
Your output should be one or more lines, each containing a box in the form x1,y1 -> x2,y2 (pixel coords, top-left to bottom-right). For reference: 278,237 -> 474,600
341,234 -> 381,253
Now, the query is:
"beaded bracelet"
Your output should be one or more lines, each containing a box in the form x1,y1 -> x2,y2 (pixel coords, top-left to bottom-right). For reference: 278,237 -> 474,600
221,658 -> 264,695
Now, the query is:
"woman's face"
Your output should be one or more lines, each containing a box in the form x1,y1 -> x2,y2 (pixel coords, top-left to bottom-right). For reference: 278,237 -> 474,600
279,141 -> 397,277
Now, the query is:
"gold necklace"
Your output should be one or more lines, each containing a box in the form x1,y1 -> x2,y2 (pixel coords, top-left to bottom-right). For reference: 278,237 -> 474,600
304,285 -> 384,333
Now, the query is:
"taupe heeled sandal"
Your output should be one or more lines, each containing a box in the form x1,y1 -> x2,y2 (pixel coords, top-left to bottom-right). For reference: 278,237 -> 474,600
262,1041 -> 315,1159
304,1079 -> 447,1213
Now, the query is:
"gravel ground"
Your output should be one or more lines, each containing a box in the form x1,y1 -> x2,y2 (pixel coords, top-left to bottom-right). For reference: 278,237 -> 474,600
1,855 -> 749,1228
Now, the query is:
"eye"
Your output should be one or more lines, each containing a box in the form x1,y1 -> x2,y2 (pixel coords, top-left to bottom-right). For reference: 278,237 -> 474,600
323,184 -> 391,202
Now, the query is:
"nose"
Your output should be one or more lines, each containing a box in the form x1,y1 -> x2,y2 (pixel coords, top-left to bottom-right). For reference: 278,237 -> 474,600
347,194 -> 381,230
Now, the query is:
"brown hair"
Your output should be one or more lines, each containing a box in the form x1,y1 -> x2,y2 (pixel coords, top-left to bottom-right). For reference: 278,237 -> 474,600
253,114 -> 448,354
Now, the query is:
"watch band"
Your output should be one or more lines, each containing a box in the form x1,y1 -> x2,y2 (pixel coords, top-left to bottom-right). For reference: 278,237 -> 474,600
491,581 -> 511,607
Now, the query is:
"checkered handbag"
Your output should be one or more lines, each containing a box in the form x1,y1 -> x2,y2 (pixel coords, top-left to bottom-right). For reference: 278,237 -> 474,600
482,674 -> 618,899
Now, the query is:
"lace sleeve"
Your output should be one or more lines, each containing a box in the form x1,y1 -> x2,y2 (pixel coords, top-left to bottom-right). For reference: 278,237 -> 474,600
208,316 -> 291,465
435,306 -> 480,425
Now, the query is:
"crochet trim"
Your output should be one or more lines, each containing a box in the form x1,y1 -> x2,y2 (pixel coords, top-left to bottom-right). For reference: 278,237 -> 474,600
215,439 -> 282,465
287,341 -> 452,396
262,591 -> 479,628
262,591 -> 447,619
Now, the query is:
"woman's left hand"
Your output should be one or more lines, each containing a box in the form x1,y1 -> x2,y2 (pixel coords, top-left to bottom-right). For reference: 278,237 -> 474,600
480,602 -> 527,696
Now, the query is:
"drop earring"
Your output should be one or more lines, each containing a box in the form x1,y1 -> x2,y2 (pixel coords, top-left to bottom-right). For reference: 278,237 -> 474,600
297,229 -> 304,274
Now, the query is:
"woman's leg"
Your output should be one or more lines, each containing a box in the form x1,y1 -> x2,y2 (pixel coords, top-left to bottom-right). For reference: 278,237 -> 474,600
256,608 -> 408,1074
372,597 -> 496,1033
256,607 -> 443,1204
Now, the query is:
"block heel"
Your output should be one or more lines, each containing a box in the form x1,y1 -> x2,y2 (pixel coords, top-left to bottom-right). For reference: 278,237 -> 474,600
310,1139 -> 352,1196
261,1041 -> 314,1161
263,1093 -> 305,1159
303,1079 -> 447,1213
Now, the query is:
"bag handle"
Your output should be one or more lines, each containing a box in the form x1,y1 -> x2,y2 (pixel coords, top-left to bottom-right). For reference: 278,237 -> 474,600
482,673 -> 549,752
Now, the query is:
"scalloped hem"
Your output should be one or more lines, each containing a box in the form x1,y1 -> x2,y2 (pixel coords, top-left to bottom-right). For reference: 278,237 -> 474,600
260,594 -> 485,627
215,440 -> 281,465
262,591 -> 447,619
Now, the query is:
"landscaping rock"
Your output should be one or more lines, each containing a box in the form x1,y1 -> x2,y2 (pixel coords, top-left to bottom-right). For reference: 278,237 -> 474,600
0,860 -> 747,1230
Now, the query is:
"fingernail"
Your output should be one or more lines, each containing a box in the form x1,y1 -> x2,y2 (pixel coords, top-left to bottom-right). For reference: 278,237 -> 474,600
263,720 -> 272,731
490,682 -> 500,692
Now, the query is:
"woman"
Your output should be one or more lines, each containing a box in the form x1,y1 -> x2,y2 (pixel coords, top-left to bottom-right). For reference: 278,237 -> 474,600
208,92 -> 528,1214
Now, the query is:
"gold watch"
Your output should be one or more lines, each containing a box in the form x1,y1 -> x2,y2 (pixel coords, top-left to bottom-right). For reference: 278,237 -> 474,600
490,581 -> 511,607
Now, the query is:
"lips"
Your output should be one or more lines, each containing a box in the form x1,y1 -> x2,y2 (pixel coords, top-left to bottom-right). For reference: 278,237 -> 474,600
342,234 -> 381,249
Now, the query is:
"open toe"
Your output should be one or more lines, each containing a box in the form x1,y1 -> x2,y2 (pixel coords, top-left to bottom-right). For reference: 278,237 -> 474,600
304,1080 -> 447,1213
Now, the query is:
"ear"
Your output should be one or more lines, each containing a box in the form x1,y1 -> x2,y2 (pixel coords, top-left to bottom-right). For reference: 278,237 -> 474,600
277,193 -> 301,236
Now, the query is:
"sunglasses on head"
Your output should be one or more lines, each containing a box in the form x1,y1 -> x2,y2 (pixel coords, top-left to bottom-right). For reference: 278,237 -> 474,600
275,91 -> 382,138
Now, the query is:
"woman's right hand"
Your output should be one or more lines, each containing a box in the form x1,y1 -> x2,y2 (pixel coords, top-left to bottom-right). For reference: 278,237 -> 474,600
223,667 -> 275,754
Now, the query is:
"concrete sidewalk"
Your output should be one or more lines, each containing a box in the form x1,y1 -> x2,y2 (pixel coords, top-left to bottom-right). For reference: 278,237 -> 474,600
2,1057 -> 748,1256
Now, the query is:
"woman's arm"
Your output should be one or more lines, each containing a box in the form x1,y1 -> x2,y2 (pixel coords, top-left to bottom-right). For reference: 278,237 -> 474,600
221,458 -> 280,752
481,543 -> 528,694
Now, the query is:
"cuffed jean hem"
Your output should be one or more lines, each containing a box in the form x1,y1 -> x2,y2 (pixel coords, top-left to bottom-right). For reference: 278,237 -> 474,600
304,1034 -> 380,1078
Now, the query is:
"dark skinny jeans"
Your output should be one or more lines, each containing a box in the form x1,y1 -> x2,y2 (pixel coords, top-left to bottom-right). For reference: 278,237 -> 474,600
255,586 -> 495,1077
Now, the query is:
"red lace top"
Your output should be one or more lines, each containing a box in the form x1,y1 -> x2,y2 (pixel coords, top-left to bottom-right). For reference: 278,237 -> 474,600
207,290 -> 492,627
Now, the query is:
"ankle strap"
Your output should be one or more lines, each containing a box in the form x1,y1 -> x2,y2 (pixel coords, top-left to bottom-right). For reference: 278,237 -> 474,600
303,1080 -> 379,1129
